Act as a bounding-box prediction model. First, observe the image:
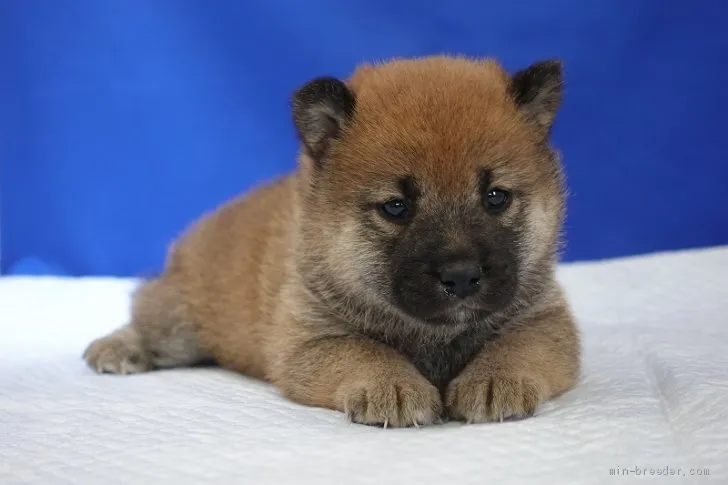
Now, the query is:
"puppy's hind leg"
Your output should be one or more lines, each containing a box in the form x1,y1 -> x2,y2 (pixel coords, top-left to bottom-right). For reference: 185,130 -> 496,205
83,277 -> 210,374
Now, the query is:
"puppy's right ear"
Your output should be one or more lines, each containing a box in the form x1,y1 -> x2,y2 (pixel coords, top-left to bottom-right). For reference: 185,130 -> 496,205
292,77 -> 356,164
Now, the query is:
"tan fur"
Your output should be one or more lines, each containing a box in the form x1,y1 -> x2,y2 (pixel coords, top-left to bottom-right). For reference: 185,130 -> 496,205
84,55 -> 580,427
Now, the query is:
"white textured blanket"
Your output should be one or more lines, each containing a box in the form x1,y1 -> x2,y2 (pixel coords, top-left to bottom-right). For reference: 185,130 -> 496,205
1,246 -> 727,484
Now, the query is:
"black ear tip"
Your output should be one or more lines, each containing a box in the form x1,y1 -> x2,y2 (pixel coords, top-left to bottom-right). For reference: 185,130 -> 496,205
525,59 -> 563,80
292,76 -> 356,125
541,59 -> 563,75
293,76 -> 341,96
293,76 -> 352,102
541,58 -> 563,69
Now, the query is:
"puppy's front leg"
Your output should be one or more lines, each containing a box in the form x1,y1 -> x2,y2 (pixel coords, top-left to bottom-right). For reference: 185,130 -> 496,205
272,334 -> 443,428
446,301 -> 580,423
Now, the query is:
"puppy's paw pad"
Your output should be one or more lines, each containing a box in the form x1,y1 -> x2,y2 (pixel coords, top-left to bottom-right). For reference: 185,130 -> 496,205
82,330 -> 150,375
446,373 -> 545,423
341,376 -> 443,428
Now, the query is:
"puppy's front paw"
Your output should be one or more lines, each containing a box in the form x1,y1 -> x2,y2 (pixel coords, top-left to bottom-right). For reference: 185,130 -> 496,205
446,371 -> 546,424
83,325 -> 151,375
338,374 -> 443,428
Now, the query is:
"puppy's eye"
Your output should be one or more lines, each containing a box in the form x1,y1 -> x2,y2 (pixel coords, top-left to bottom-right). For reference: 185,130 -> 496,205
379,199 -> 409,222
485,188 -> 511,213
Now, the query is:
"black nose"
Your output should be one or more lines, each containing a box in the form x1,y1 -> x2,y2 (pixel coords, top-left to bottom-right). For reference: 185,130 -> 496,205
437,262 -> 482,299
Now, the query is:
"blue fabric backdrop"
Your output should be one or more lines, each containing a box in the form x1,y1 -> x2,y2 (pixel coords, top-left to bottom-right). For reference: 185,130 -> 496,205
2,1 -> 727,277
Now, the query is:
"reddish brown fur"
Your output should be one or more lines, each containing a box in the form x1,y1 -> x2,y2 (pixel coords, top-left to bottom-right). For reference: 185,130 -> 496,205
84,55 -> 580,427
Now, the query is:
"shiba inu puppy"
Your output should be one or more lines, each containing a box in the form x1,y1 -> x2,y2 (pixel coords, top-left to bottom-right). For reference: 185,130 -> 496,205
84,55 -> 580,427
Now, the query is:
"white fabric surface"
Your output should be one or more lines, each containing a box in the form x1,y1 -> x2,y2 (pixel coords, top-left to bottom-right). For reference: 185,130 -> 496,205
1,246 -> 727,484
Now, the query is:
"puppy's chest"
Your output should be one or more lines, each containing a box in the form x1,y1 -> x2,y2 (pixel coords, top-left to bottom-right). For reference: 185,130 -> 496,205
390,329 -> 490,391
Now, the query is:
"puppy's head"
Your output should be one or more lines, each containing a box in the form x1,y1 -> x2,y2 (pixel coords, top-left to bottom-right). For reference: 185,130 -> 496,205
292,56 -> 566,327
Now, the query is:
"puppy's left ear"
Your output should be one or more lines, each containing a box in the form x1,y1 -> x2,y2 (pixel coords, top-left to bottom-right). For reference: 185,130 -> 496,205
509,59 -> 563,135
292,77 -> 356,163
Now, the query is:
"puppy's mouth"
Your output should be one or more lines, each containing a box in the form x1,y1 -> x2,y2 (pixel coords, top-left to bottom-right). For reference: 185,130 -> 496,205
421,302 -> 492,326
